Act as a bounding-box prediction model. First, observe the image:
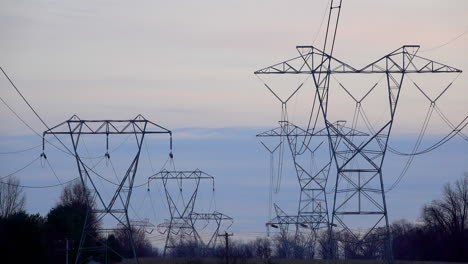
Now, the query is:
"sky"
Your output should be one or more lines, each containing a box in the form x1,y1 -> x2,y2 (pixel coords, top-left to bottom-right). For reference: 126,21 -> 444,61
0,0 -> 467,245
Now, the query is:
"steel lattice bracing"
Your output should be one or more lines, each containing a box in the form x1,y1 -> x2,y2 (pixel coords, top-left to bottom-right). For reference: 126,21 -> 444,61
258,121 -> 367,234
117,218 -> 156,233
257,120 -> 333,249
190,212 -> 233,249
43,115 -> 172,264
256,44 -> 462,261
256,45 -> 461,75
149,170 -> 232,257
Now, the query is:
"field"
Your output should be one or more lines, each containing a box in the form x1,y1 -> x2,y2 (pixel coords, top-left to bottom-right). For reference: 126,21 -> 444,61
119,258 -> 468,264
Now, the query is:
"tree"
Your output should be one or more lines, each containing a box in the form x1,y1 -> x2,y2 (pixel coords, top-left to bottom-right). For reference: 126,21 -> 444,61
341,228 -> 385,260
114,226 -> 155,258
421,174 -> 468,261
252,237 -> 272,259
104,234 -> 123,263
45,181 -> 99,264
59,179 -> 95,208
272,230 -> 315,259
0,212 -> 46,263
273,230 -> 293,258
391,219 -> 421,260
317,229 -> 338,259
0,177 -> 26,217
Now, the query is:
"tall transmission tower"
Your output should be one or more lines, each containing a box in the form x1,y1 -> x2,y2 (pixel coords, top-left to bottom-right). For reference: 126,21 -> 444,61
255,1 -> 344,253
256,43 -> 461,260
257,120 -> 366,256
257,121 -> 332,236
43,115 -> 172,264
254,0 -> 463,261
149,169 -> 233,257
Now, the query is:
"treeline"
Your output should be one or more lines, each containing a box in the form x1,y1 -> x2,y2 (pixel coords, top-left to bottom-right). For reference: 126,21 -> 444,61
391,174 -> 468,262
167,175 -> 468,262
0,179 -> 158,263
0,175 -> 467,263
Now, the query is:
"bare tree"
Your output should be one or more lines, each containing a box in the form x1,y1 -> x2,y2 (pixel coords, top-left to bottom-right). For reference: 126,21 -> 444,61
58,180 -> 95,208
114,226 -> 154,257
317,229 -> 338,259
422,175 -> 468,236
252,237 -> 272,259
272,230 -> 315,259
0,177 -> 26,217
422,174 -> 468,261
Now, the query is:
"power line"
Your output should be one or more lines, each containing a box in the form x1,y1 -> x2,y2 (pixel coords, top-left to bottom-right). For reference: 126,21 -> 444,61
0,94 -> 42,137
0,67 -> 51,130
0,144 -> 41,155
0,155 -> 41,180
0,84 -> 72,157
420,27 -> 468,52
45,157 -> 62,185
0,66 -> 75,157
0,177 -> 79,189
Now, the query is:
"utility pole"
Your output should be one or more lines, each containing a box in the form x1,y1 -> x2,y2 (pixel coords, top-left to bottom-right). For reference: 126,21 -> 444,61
218,232 -> 233,264
58,238 -> 73,264
65,239 -> 69,264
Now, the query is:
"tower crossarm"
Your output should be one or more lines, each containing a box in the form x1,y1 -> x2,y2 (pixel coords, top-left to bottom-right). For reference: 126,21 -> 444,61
359,45 -> 462,73
189,211 -> 233,221
254,45 -> 358,75
157,218 -> 193,232
149,169 -> 215,181
256,121 -> 329,137
254,45 -> 462,75
117,218 -> 155,229
43,114 -> 172,135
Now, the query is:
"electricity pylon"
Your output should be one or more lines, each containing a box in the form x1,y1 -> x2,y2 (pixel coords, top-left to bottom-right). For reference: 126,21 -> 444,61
255,44 -> 462,261
149,169 -> 233,257
257,121 -> 332,235
257,120 -> 366,256
43,115 -> 172,264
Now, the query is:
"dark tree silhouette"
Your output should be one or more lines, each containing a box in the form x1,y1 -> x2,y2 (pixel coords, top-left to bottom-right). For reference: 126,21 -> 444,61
0,212 -> 46,263
252,237 -> 272,259
421,174 -> 468,261
45,181 -> 99,264
0,177 -> 25,217
114,226 -> 155,258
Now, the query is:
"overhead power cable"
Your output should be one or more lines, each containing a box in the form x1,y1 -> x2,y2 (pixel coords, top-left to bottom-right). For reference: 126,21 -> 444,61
0,94 -> 42,137
0,144 -> 41,155
1,92 -> 70,163
0,155 -> 41,180
420,27 -> 468,52
1,67 -> 50,132
0,66 -> 74,157
312,0 -> 331,45
386,103 -> 435,193
0,94 -> 74,158
387,115 -> 468,156
0,177 -> 79,189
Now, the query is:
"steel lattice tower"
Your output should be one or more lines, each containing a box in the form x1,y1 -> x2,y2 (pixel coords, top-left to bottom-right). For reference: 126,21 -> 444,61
256,44 -> 462,261
257,121 -> 332,235
149,170 -> 233,257
43,115 -> 172,264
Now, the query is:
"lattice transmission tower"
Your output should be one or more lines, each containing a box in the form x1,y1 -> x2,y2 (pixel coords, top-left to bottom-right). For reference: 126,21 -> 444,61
256,43 -> 461,260
149,169 -> 233,257
43,115 -> 172,264
257,121 -> 332,238
254,0 -> 462,261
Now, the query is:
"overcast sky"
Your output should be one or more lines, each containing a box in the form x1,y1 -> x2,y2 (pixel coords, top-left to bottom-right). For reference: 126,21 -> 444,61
0,0 -> 467,244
